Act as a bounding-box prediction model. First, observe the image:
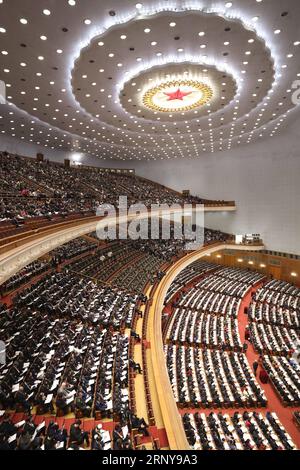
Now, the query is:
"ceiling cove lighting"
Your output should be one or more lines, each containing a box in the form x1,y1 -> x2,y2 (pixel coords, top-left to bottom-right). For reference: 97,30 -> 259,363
64,5 -> 280,147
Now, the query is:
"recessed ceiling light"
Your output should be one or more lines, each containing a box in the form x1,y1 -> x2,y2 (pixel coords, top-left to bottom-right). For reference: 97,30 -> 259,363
98,41 -> 104,46
151,41 -> 157,46
198,31 -> 205,36
1,50 -> 8,55
84,19 -> 91,25
43,9 -> 51,15
245,51 -> 251,55
3,68 -> 9,72
135,3 -> 143,9
294,41 -> 300,46
20,18 -> 28,24
200,44 -> 206,48
136,57 -> 142,61
287,53 -> 293,58
108,53 -> 114,57
20,62 -> 26,66
68,0 -> 76,5
225,2 -> 233,7
156,52 -> 162,56
248,38 -> 254,43
224,41 -> 230,45
56,49 -> 63,54
120,34 -> 127,40
144,28 -> 151,33
274,29 -> 281,34
252,16 -> 259,22
40,35 -> 47,40
38,55 -> 44,60
169,22 -> 176,27
0,27 -> 6,33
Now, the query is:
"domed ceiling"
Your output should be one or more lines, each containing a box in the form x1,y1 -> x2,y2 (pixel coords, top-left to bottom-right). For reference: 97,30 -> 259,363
0,0 -> 299,161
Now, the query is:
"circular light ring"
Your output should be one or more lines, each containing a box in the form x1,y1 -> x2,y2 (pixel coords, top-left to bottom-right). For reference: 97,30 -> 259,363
71,10 -> 275,137
142,80 -> 213,113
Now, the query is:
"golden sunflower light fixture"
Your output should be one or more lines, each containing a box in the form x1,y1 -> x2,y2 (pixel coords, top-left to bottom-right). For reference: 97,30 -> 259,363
142,79 -> 213,113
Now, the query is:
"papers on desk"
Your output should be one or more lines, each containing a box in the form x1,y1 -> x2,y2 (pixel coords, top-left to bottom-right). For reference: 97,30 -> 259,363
106,400 -> 113,410
55,441 -> 65,450
0,410 -> 5,417
66,397 -> 74,405
122,425 -> 129,439
12,384 -> 20,393
45,393 -> 53,404
50,379 -> 59,392
15,420 -> 26,428
8,434 -> 17,444
36,421 -> 46,432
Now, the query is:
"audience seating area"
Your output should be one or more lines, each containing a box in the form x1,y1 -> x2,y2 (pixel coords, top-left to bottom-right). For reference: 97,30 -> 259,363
248,281 -> 300,406
0,261 -> 51,297
166,345 -> 266,407
182,411 -> 296,450
0,151 -> 234,243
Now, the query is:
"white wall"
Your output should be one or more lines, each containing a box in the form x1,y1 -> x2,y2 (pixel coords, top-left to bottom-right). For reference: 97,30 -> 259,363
0,134 -> 132,169
131,115 -> 300,255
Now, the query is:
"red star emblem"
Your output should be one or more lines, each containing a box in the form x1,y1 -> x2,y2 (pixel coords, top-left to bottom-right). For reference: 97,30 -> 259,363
163,88 -> 192,101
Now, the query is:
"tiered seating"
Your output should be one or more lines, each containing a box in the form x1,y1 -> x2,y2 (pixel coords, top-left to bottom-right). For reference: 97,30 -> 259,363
254,280 -> 300,311
50,237 -> 98,264
249,323 -> 299,355
0,260 -> 50,296
0,151 -> 233,231
165,308 -> 242,351
113,253 -> 163,294
182,411 -> 296,450
248,281 -> 300,405
15,273 -> 138,328
249,301 -> 299,328
67,242 -> 133,281
67,238 -> 184,294
178,267 -> 264,315
164,260 -> 218,305
261,356 -> 300,406
0,276 -> 139,416
165,345 -> 266,408
0,411 -> 150,450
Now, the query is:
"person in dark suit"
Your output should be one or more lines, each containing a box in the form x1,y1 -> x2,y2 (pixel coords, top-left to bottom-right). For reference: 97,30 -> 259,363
253,360 -> 259,376
69,420 -> 89,447
15,386 -> 31,413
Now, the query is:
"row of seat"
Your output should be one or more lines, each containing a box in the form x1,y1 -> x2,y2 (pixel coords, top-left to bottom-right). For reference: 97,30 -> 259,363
165,308 -> 242,351
183,411 -> 296,450
165,345 -> 267,408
